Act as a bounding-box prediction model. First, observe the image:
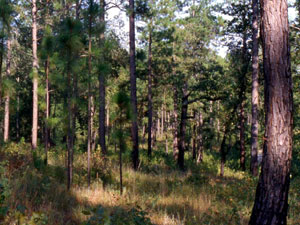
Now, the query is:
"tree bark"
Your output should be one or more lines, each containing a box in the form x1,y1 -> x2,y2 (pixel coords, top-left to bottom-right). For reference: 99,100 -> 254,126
3,39 -> 11,143
249,0 -> 293,223
147,22 -> 153,157
32,0 -> 39,150
129,0 -> 139,170
250,0 -> 259,177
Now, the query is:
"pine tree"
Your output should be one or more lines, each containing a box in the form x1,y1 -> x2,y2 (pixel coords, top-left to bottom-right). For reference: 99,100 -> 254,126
249,0 -> 293,223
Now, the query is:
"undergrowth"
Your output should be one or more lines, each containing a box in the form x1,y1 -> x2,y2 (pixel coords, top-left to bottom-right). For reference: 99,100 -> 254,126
0,142 -> 300,224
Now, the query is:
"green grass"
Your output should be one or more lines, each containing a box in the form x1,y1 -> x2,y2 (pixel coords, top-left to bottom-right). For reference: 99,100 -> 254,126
0,142 -> 300,224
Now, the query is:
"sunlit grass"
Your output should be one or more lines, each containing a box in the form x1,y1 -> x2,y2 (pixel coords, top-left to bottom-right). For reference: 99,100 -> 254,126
1,142 -> 300,224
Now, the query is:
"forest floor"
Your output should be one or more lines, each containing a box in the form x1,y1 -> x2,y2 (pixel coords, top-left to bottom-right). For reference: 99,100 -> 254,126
1,141 -> 300,225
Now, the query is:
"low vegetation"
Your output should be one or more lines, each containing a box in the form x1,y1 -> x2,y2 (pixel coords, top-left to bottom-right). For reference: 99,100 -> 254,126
1,142 -> 300,225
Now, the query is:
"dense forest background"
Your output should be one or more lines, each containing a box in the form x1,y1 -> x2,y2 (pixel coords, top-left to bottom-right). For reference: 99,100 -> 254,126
0,0 -> 299,224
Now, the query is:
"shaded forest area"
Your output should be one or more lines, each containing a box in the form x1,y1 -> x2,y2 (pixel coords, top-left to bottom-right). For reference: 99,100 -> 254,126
0,0 -> 300,224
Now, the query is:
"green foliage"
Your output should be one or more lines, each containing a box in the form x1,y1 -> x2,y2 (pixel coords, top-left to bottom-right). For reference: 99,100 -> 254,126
84,206 -> 153,225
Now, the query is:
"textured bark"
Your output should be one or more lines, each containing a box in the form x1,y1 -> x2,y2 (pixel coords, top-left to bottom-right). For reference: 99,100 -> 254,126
98,0 -> 107,155
249,0 -> 293,224
129,0 -> 139,170
3,39 -> 11,143
32,0 -> 39,150
147,24 -> 153,157
250,0 -> 259,177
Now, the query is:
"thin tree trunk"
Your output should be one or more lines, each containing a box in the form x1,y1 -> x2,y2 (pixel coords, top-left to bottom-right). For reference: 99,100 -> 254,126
250,0 -> 259,177
250,0 -> 293,223
129,0 -> 139,170
239,28 -> 248,171
44,55 -> 50,164
0,38 -> 3,114
147,24 -> 153,157
240,101 -> 246,171
196,112 -> 203,164
178,83 -> 188,170
173,88 -> 179,159
99,0 -> 107,155
32,0 -> 39,150
3,39 -> 11,143
87,1 -> 93,187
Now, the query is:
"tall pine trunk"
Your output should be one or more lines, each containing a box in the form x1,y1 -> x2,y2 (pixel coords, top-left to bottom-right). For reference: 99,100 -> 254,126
32,0 -> 39,150
249,0 -> 293,223
99,0 -> 107,155
129,0 -> 139,170
87,0 -> 93,187
3,39 -> 11,143
44,55 -> 50,164
147,21 -> 153,157
250,0 -> 259,177
178,83 -> 188,170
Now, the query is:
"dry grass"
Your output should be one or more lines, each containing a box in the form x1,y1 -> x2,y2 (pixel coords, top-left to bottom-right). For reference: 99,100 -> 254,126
1,143 -> 300,224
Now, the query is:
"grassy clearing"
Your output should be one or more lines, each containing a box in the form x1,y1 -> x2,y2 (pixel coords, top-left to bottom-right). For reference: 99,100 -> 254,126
0,142 -> 300,224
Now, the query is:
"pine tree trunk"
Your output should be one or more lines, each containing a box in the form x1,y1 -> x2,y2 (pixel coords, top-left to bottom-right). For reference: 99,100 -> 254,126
44,55 -> 50,164
3,39 -> 11,143
129,0 -> 139,170
87,4 -> 93,187
99,0 -> 107,155
32,0 -> 39,150
196,112 -> 203,164
249,0 -> 293,223
192,123 -> 196,160
147,24 -> 153,157
240,101 -> 246,171
173,87 -> 179,159
250,0 -> 259,177
178,85 -> 188,170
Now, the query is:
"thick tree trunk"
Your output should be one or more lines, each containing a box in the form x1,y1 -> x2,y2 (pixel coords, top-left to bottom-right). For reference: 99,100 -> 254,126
249,0 -> 293,223
250,0 -> 259,177
147,24 -> 153,157
32,0 -> 39,150
99,0 -> 107,155
3,39 -> 11,143
129,0 -> 139,170
44,55 -> 50,164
